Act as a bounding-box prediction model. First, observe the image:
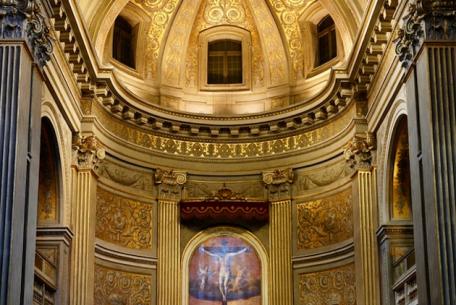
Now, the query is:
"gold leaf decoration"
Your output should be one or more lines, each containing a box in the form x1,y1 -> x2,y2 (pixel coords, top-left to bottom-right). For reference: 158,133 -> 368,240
298,264 -> 356,305
94,264 -> 152,305
96,188 -> 153,250
297,189 -> 353,250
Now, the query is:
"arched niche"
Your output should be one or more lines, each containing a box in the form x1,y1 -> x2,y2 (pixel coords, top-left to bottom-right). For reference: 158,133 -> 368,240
37,118 -> 62,225
182,227 -> 269,305
388,115 -> 412,221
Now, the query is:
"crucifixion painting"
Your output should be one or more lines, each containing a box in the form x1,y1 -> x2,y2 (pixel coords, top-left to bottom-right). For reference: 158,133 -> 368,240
189,236 -> 261,305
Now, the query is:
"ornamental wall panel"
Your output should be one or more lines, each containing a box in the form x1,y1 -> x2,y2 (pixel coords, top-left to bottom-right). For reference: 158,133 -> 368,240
295,188 -> 353,251
94,264 -> 153,305
96,187 -> 154,250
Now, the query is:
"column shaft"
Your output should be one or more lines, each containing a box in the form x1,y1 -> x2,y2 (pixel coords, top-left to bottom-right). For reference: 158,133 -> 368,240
407,44 -> 456,305
353,169 -> 380,305
269,200 -> 292,305
0,43 -> 42,305
158,200 -> 180,305
70,168 -> 97,305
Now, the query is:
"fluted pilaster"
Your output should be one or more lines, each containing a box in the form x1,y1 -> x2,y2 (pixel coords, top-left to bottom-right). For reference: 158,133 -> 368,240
157,200 -> 181,305
263,168 -> 293,305
155,168 -> 186,305
269,200 -> 293,305
353,168 -> 380,305
69,135 -> 104,305
0,2 -> 52,304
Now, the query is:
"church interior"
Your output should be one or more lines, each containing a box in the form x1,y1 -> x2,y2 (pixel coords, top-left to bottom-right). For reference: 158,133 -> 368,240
0,0 -> 455,304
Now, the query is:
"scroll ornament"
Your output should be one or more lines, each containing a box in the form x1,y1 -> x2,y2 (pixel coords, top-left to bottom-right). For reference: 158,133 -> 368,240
262,168 -> 294,185
154,168 -> 187,186
0,0 -> 53,66
395,0 -> 456,68
72,134 -> 106,170
344,133 -> 376,170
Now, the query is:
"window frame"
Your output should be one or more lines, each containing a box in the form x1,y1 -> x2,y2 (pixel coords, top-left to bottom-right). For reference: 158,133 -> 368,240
316,15 -> 338,67
199,26 -> 251,91
111,15 -> 139,71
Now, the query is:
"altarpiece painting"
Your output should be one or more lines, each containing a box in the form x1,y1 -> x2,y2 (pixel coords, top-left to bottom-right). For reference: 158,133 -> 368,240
189,236 -> 261,305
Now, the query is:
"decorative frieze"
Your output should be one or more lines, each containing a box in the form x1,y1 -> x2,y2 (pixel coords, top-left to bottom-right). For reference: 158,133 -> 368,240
96,188 -> 153,250
297,189 -> 353,250
72,134 -> 105,170
96,160 -> 154,192
298,264 -> 356,305
0,0 -> 53,66
344,133 -> 376,171
94,264 -> 153,305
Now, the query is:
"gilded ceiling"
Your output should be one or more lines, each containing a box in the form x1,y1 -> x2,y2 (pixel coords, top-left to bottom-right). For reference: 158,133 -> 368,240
80,0 -> 365,115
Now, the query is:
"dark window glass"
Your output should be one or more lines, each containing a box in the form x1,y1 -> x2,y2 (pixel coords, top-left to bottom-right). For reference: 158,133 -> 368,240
113,16 -> 135,68
317,16 -> 337,66
208,40 -> 242,84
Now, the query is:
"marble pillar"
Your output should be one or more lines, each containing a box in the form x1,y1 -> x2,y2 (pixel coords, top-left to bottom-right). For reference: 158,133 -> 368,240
396,2 -> 456,304
70,135 -> 105,305
0,1 -> 52,304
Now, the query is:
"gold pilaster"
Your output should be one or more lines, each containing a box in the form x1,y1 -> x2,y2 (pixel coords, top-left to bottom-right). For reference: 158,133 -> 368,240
269,200 -> 293,305
346,135 -> 380,305
69,135 -> 105,305
263,168 -> 294,305
155,169 -> 187,305
157,200 -> 180,305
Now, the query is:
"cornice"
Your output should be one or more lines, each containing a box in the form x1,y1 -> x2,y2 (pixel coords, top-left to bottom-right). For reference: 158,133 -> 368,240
46,0 -> 399,141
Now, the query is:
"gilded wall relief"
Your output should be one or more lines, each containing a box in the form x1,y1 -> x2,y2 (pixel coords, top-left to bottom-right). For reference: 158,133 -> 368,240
296,189 -> 353,250
93,101 -> 352,159
298,263 -> 356,305
133,0 -> 179,79
391,118 -> 412,220
184,0 -> 265,88
96,160 -> 154,192
294,161 -> 351,193
96,188 -> 153,250
38,121 -> 59,224
189,236 -> 261,305
94,264 -> 152,305
248,0 -> 288,85
267,0 -> 312,80
161,0 -> 202,86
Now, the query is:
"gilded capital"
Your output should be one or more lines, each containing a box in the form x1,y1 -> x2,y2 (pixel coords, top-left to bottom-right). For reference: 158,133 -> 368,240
0,0 -> 53,66
154,168 -> 187,186
344,133 -> 376,171
155,168 -> 187,201
263,168 -> 294,201
72,134 -> 105,170
262,168 -> 294,185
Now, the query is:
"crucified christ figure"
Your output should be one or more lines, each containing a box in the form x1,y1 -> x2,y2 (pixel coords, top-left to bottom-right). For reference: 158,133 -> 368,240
201,246 -> 247,305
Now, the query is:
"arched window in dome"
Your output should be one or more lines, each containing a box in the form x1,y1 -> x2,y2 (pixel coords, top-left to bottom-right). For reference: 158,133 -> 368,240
317,15 -> 337,66
207,39 -> 243,85
112,16 -> 136,68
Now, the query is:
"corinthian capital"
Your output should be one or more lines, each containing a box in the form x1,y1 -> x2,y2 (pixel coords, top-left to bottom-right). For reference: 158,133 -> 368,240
395,0 -> 456,67
0,0 -> 53,66
262,168 -> 294,185
344,133 -> 376,171
72,134 -> 105,170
